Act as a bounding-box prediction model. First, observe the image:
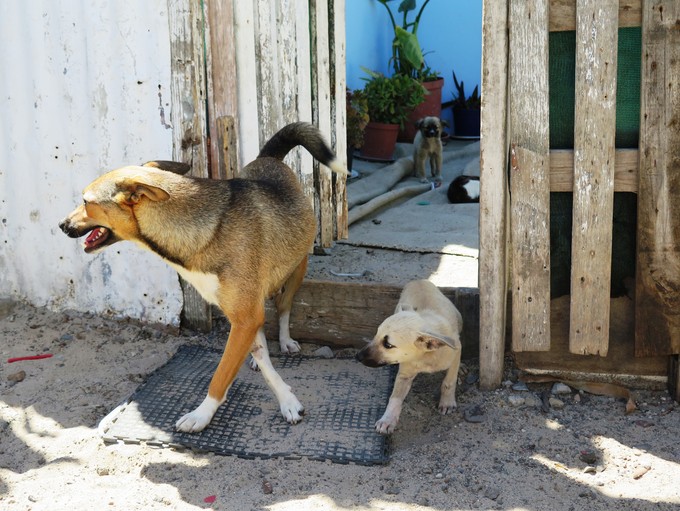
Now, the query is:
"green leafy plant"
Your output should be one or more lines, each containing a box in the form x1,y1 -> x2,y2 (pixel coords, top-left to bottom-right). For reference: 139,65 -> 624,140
378,0 -> 439,81
346,89 -> 370,149
360,68 -> 425,128
452,70 -> 480,110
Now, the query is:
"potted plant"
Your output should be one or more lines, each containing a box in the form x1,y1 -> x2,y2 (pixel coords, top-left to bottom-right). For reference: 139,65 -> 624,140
451,70 -> 481,138
377,0 -> 444,142
359,69 -> 425,160
346,89 -> 369,172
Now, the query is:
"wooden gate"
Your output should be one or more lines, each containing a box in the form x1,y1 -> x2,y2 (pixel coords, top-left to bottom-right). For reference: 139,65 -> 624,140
167,0 -> 348,330
479,0 -> 679,396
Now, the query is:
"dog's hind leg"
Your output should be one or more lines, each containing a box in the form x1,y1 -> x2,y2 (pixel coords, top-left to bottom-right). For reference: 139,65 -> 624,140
175,303 -> 264,433
274,256 -> 308,354
251,328 -> 305,423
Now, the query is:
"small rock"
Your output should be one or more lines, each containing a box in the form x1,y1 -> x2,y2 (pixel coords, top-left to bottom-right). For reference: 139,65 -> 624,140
435,473 -> 443,479
312,346 -> 334,359
262,480 -> 273,494
59,333 -> 74,342
573,393 -> 581,403
512,381 -> 529,392
579,449 -> 598,465
508,395 -> 525,407
464,405 -> 486,423
484,486 -> 501,501
371,219 -> 382,225
465,373 -> 479,385
583,466 -> 597,474
632,465 -> 651,480
552,383 -> 572,395
96,467 -> 110,476
549,397 -> 565,410
7,370 -> 26,383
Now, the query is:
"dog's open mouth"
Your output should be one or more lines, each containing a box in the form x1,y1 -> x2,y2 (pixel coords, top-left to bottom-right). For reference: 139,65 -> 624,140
83,227 -> 112,253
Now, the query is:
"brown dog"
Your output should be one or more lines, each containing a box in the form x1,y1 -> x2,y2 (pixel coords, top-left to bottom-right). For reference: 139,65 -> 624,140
356,280 -> 462,434
413,116 -> 448,183
59,122 -> 346,433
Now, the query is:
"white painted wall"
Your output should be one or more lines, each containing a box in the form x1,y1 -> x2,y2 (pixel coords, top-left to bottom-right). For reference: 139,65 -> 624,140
0,1 -> 183,326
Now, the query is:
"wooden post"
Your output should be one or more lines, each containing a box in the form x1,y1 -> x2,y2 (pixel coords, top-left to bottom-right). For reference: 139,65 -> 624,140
479,0 -> 510,389
635,0 -> 680,356
168,0 -> 212,332
508,0 -> 551,353
569,0 -> 619,356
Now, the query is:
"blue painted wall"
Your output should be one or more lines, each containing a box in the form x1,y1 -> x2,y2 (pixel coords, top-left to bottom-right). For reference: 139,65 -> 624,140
345,0 -> 482,127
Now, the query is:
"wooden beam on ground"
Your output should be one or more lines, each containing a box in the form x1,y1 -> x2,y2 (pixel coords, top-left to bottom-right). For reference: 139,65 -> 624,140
569,0 -> 619,356
549,0 -> 642,31
509,0 -> 551,352
262,281 -> 479,357
550,149 -> 638,193
635,0 -> 680,357
479,0 -> 510,389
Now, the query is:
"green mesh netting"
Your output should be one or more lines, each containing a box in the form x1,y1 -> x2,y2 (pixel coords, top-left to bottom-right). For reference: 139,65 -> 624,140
548,28 -> 640,298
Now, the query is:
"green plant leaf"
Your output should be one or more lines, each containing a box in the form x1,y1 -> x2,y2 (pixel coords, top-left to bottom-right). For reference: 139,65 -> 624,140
395,26 -> 423,72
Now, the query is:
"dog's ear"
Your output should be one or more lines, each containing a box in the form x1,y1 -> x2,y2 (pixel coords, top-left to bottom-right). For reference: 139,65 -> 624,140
119,177 -> 170,204
415,332 -> 458,351
440,119 -> 449,128
415,118 -> 424,129
142,160 -> 191,176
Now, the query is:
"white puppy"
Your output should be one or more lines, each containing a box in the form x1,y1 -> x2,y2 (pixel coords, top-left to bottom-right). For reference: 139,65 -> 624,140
356,280 -> 463,434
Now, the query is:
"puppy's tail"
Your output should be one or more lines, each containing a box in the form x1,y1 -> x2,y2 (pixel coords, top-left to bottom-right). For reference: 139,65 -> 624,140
258,122 -> 348,176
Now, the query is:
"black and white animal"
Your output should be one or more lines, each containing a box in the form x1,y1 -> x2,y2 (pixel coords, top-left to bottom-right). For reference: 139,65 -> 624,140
447,175 -> 479,203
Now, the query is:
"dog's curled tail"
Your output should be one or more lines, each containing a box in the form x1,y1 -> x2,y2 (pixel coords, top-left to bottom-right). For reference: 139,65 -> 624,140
258,122 -> 348,176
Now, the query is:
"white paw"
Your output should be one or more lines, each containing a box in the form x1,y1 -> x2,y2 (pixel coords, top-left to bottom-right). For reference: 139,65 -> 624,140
175,397 -> 219,433
438,400 -> 457,415
248,355 -> 259,371
375,415 -> 398,434
279,338 -> 301,354
279,394 -> 305,424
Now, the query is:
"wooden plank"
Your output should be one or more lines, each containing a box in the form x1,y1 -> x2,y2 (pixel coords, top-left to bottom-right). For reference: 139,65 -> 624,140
479,0 -> 510,389
331,0 -> 349,240
205,0 -> 240,179
569,0 -> 619,356
514,295 -> 668,381
261,281 -> 479,356
168,0 -> 212,332
550,149 -> 638,192
311,0 -> 334,247
669,355 -> 680,403
635,0 -> 680,357
509,0 -> 551,352
549,0 -> 641,31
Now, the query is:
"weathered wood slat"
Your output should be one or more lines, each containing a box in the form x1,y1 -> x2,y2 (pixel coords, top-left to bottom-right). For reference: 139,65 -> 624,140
168,0 -> 212,332
549,0 -> 641,31
635,0 -> 680,357
550,149 -> 638,192
205,0 -> 239,179
479,0 -> 510,389
569,0 -> 619,356
509,0 -> 551,352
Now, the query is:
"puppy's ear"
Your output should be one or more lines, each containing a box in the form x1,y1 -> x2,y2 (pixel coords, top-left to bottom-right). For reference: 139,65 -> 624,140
142,160 -> 191,175
415,332 -> 458,351
441,119 -> 449,128
119,178 -> 170,204
415,118 -> 424,129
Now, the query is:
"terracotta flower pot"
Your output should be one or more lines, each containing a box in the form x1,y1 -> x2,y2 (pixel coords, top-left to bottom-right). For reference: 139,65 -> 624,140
398,77 -> 444,143
360,121 -> 399,160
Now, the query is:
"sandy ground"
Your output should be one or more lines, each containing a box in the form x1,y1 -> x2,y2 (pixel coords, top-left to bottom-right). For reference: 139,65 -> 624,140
1,298 -> 679,511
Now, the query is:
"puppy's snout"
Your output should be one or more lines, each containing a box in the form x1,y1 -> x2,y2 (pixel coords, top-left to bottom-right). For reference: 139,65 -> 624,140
425,127 -> 439,137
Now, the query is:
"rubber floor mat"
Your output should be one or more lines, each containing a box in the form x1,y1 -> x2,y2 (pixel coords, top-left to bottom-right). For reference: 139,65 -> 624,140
99,345 -> 394,465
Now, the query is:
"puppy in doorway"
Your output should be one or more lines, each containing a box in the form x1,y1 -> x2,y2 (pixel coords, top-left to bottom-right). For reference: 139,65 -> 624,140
413,116 -> 448,183
356,280 -> 463,434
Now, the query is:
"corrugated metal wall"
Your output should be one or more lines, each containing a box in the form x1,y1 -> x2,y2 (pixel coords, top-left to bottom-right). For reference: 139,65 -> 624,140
0,1 -> 183,326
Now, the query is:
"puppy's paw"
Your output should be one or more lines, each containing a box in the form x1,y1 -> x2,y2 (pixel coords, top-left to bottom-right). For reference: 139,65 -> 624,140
280,394 -> 305,424
419,177 -> 429,184
176,409 -> 212,433
279,338 -> 301,354
438,400 -> 457,415
375,416 -> 398,434
248,355 -> 260,371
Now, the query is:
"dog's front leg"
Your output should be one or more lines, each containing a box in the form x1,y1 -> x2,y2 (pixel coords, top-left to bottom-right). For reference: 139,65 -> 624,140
175,316 -> 261,433
430,151 -> 443,183
376,370 -> 415,434
251,329 -> 305,423
438,348 -> 461,414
